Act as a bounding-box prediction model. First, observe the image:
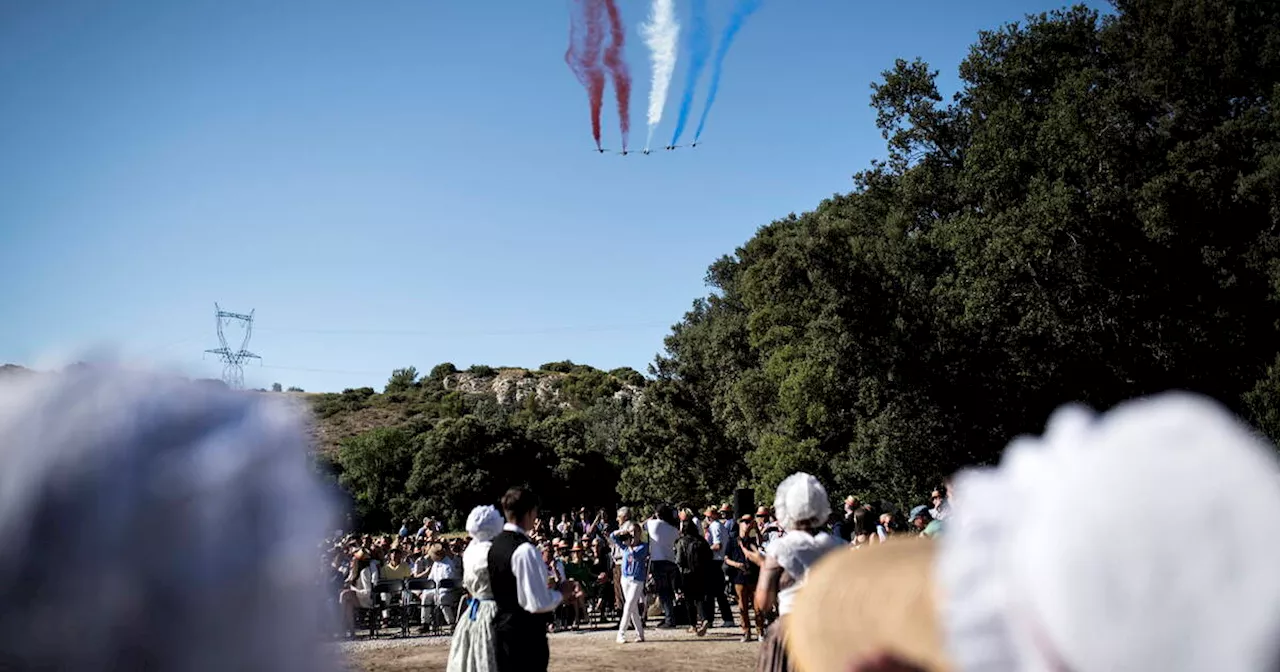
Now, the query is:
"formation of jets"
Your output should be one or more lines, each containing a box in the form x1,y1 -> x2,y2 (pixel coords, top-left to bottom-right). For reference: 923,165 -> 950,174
589,142 -> 700,156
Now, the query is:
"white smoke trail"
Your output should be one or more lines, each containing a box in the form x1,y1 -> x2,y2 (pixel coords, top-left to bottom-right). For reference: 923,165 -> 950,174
640,0 -> 679,151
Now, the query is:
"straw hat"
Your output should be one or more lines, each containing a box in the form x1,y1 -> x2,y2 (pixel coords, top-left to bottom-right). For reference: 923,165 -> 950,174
790,538 -> 950,672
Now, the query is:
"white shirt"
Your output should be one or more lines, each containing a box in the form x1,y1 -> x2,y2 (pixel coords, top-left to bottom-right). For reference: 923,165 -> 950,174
427,556 -> 457,584
930,499 -> 952,521
351,564 -> 377,609
707,518 -> 728,560
611,521 -> 633,561
771,531 -> 841,616
646,518 -> 679,563
503,523 -> 563,614
426,554 -> 460,603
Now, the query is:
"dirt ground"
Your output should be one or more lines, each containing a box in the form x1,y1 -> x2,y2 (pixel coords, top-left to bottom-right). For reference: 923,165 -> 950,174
344,627 -> 760,672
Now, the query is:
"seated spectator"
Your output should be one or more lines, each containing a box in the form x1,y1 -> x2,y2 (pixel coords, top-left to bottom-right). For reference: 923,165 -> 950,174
380,547 -> 412,581
928,487 -> 950,521
908,506 -> 943,538
419,543 -> 462,632
413,543 -> 434,577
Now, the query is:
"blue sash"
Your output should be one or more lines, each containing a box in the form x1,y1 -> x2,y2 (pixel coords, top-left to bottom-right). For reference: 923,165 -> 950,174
468,597 -> 494,621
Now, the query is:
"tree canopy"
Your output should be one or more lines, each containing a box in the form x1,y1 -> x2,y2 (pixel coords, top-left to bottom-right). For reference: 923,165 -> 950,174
320,0 -> 1280,529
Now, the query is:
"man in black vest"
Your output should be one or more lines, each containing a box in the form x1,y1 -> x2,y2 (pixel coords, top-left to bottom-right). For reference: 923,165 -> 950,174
489,487 -> 576,672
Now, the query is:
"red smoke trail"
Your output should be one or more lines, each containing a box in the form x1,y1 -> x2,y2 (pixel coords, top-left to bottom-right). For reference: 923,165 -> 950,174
602,0 -> 632,151
565,0 -> 607,149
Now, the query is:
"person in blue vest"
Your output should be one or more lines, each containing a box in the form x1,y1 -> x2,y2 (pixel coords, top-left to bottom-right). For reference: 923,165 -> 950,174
487,487 -> 580,672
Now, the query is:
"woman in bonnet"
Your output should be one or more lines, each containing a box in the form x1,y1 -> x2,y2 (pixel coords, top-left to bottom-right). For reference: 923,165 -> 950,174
755,472 -> 844,672
447,504 -> 506,672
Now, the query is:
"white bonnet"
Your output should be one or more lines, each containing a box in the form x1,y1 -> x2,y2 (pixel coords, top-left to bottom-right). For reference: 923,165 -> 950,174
773,471 -> 832,530
0,365 -> 338,671
936,392 -> 1280,672
466,505 -> 504,542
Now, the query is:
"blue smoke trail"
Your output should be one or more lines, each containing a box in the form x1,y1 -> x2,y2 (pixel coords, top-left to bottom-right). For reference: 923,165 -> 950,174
692,0 -> 762,143
668,0 -> 709,147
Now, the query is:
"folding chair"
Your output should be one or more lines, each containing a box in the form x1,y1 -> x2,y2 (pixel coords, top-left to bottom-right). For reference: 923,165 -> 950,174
404,578 -> 436,634
369,581 -> 403,637
436,578 -> 462,634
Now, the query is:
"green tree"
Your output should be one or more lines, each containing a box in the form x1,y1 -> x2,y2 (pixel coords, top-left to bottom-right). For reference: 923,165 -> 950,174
336,427 -> 418,531
429,362 -> 458,381
468,364 -> 497,377
386,366 -> 419,393
609,367 -> 647,387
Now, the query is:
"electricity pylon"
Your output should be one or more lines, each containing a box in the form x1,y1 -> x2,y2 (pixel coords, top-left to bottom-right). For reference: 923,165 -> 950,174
204,303 -> 260,389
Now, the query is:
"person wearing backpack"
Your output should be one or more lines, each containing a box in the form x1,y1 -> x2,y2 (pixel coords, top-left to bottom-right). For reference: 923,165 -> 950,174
674,519 -> 715,636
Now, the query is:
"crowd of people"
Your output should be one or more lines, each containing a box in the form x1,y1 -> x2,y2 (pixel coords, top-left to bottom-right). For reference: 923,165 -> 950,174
326,486 -> 953,647
325,472 -> 954,672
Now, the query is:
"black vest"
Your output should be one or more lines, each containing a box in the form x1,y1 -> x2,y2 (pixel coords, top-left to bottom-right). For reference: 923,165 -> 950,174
487,529 -> 548,632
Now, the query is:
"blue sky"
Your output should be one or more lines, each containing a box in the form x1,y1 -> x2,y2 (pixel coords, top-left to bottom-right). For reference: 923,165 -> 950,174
0,0 -> 1103,392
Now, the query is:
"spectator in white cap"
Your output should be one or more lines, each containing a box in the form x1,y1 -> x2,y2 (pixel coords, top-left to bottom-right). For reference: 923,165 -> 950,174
788,392 -> 1280,672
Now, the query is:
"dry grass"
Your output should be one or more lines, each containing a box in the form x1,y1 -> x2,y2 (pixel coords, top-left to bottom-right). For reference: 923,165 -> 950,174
309,405 -> 406,453
343,626 -> 761,672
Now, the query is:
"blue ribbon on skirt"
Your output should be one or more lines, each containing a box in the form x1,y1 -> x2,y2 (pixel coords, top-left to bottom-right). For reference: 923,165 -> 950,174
468,597 -> 493,621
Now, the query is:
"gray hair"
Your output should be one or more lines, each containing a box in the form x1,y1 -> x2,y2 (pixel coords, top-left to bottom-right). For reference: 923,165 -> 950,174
617,506 -> 630,519
0,366 -> 339,671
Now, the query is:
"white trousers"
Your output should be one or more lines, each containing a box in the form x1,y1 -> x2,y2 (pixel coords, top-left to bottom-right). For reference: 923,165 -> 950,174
419,589 -> 460,626
618,578 -> 645,638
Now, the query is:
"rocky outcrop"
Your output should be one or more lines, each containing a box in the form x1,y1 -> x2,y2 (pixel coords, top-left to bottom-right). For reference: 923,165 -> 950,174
442,368 -> 643,407
443,369 -> 566,406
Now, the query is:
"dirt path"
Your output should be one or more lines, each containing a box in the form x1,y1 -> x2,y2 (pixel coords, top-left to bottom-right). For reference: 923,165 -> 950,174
344,626 -> 761,672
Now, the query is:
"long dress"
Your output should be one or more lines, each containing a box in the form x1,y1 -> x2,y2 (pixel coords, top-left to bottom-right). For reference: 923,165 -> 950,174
446,541 -> 499,672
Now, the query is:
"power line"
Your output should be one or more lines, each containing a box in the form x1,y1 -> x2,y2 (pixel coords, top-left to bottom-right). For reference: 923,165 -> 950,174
260,364 -> 387,376
139,321 -> 670,358
253,321 -> 672,337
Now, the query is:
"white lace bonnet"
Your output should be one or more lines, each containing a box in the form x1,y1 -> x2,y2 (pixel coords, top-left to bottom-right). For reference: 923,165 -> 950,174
937,392 -> 1280,671
788,392 -> 1280,672
466,504 -> 505,542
